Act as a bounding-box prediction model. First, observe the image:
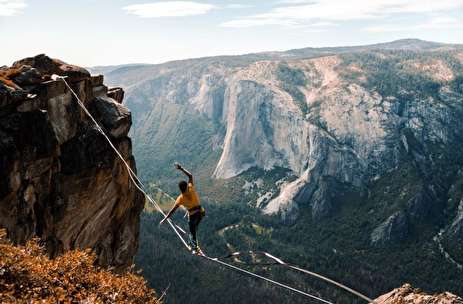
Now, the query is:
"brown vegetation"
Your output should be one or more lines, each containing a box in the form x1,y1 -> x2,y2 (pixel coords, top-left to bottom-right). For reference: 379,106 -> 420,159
0,230 -> 160,304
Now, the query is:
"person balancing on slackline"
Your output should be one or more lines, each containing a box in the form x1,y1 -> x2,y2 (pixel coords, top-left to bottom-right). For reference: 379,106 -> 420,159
160,163 -> 206,254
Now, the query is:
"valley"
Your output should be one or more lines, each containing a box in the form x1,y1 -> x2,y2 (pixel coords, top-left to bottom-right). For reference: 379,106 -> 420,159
93,39 -> 463,303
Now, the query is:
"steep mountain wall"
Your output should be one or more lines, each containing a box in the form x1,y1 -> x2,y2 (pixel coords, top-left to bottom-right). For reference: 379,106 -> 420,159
0,55 -> 144,268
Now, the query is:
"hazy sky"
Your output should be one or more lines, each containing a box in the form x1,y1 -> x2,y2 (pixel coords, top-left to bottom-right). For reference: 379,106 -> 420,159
1,0 -> 462,67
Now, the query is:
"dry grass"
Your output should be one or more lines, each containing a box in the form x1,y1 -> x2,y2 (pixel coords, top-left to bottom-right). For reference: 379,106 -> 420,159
0,230 -> 160,304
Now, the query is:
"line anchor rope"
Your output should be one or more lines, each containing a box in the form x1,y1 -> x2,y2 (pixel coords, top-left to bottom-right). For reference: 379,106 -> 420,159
218,250 -> 373,303
56,75 -> 375,304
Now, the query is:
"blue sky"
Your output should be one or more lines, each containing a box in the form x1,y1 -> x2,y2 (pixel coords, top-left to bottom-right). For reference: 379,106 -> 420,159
1,0 -> 462,66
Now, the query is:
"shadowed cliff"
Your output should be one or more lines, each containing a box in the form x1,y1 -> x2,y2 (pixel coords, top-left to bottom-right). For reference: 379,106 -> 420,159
0,54 -> 144,268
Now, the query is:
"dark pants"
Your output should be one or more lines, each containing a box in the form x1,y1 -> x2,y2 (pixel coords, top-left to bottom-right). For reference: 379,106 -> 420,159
188,209 -> 205,247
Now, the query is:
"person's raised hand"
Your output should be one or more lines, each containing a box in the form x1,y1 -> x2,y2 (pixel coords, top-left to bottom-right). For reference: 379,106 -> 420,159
174,162 -> 182,170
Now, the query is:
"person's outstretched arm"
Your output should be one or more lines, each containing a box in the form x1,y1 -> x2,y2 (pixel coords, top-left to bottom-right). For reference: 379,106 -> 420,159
175,163 -> 193,184
160,204 -> 179,225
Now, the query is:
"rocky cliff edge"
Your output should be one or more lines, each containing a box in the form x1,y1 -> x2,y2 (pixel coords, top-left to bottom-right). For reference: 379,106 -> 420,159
375,284 -> 463,304
0,54 -> 144,268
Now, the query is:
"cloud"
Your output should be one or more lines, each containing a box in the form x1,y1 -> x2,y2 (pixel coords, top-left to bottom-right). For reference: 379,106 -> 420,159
221,18 -> 336,28
366,16 -> 463,32
0,0 -> 26,16
221,0 -> 463,28
221,18 -> 299,28
225,4 -> 254,9
123,1 -> 217,18
278,0 -> 316,4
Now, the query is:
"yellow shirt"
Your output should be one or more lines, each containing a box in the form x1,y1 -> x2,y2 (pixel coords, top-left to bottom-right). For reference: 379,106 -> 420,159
175,183 -> 200,214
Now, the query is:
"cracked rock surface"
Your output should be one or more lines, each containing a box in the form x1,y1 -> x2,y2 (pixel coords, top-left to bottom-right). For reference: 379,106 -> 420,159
0,54 -> 144,268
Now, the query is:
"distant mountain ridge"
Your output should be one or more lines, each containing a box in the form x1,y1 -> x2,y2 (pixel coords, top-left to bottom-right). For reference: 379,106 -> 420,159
89,39 -> 462,76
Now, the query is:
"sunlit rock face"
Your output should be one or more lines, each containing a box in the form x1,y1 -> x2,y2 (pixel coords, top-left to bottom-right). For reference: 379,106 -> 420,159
0,55 -> 144,268
214,62 -> 310,180
375,284 -> 463,304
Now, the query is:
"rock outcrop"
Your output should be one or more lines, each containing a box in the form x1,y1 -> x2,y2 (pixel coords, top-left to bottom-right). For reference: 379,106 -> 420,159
370,211 -> 409,247
0,54 -> 144,268
375,284 -> 463,304
447,200 -> 463,240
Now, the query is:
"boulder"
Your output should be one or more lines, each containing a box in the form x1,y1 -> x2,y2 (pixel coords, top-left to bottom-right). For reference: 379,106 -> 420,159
10,65 -> 42,86
108,87 -> 125,104
13,54 -> 90,82
90,96 -> 132,138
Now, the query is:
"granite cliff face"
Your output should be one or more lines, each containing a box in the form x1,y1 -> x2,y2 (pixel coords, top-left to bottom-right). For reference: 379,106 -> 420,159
0,55 -> 144,268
